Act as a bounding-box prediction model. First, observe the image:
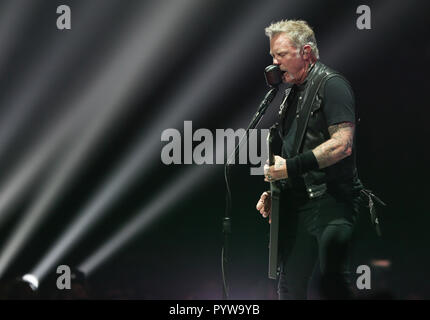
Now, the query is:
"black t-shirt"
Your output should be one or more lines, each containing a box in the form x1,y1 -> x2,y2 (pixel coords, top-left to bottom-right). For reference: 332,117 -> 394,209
281,76 -> 355,158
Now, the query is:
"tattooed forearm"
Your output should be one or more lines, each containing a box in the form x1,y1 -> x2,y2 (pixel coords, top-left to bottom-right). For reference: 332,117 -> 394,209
312,122 -> 355,169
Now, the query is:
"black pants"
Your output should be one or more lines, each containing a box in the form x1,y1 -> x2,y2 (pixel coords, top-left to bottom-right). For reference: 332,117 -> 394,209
277,192 -> 359,300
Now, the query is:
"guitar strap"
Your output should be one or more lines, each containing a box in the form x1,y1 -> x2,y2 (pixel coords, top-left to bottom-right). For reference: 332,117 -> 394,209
292,68 -> 340,156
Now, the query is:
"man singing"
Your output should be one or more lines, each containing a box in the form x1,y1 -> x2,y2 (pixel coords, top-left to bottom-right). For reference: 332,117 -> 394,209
256,19 -> 364,299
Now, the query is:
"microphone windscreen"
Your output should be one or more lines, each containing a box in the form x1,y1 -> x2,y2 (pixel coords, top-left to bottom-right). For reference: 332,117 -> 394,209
264,65 -> 282,87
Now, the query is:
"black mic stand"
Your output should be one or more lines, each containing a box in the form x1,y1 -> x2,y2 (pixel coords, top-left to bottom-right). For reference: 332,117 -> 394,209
221,86 -> 278,300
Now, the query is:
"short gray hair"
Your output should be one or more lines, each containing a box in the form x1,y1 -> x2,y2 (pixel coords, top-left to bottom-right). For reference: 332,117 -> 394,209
265,19 -> 319,59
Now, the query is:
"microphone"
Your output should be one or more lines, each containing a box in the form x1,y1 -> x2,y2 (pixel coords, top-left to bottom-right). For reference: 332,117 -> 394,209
255,65 -> 282,115
264,65 -> 283,87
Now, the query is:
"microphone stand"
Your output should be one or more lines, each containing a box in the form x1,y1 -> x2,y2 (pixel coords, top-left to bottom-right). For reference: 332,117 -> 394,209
221,87 -> 278,299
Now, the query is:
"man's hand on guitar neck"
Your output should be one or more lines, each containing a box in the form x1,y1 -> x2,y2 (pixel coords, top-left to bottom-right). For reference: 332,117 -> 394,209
264,155 -> 287,182
256,191 -> 272,224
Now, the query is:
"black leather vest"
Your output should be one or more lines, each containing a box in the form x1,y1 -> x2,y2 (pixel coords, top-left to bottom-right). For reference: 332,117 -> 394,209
280,61 -> 362,200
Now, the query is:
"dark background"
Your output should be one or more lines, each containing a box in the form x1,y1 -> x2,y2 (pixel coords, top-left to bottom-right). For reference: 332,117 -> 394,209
0,0 -> 428,299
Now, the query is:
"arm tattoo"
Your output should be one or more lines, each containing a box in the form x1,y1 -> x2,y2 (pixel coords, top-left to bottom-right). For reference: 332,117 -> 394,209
312,122 -> 355,169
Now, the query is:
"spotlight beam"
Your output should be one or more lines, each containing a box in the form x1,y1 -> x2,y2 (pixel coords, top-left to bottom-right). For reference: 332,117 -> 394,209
76,107 -> 260,276
0,0 -> 199,228
79,166 -> 214,276
0,0 -> 37,75
0,0 -> 124,227
0,0 -> 119,163
0,0 -> 202,278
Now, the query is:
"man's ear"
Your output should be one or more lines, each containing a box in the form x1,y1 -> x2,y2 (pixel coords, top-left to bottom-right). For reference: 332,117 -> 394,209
302,44 -> 312,59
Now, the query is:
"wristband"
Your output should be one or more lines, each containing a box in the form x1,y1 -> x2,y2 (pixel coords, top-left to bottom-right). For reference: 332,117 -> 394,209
286,150 -> 319,178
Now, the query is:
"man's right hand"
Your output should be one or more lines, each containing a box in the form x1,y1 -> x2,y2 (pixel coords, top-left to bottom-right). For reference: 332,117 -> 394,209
256,191 -> 271,223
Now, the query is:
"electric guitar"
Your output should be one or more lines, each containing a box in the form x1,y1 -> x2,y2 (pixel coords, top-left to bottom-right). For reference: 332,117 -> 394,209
267,124 -> 281,279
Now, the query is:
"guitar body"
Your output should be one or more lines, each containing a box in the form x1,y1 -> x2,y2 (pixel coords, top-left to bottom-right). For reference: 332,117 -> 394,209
267,124 -> 281,279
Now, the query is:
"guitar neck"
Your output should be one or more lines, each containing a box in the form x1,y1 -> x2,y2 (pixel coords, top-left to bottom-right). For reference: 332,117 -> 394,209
267,125 -> 277,166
